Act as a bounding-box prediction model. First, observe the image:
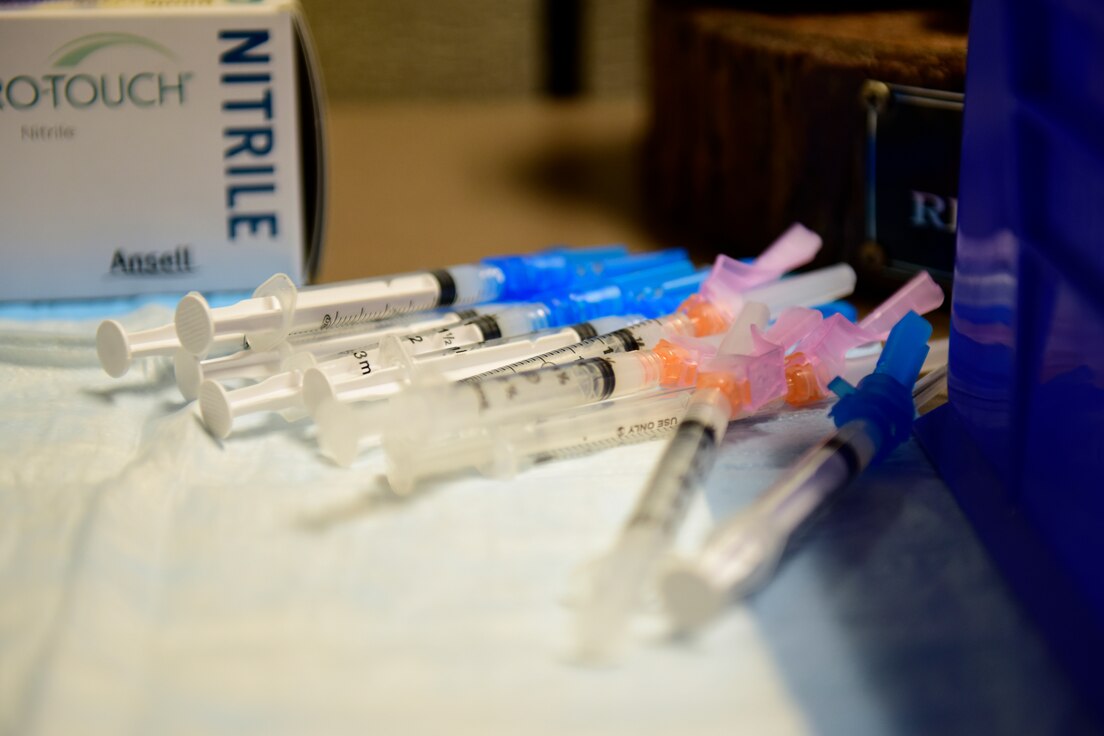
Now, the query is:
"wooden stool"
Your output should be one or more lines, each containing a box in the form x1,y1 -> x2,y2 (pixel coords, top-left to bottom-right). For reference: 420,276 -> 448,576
646,4 -> 968,267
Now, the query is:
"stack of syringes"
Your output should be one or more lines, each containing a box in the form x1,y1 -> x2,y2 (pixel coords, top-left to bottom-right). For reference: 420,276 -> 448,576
94,224 -> 947,662
95,224 -> 841,443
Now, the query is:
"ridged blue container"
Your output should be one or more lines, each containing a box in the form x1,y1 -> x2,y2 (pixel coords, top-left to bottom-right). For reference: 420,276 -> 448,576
916,0 -> 1104,712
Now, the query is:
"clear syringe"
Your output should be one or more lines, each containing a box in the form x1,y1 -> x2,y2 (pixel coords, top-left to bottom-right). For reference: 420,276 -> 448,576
311,226 -> 841,454
300,263 -> 712,410
309,313 -> 680,463
460,262 -> 856,384
450,224 -> 843,385
373,259 -> 694,364
378,323 -> 734,450
378,344 -> 890,491
201,315 -> 641,440
309,261 -> 854,464
173,305 -> 499,401
377,252 -> 856,449
381,390 -> 693,492
572,303 -> 824,660
329,225 -> 814,395
175,256 -> 692,400
173,245 -> 628,356
316,315 -> 733,463
659,312 -> 933,633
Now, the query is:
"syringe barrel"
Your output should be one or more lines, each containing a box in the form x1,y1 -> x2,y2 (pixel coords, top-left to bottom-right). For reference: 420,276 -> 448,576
512,392 -> 688,467
380,307 -> 552,364
314,348 -> 381,382
489,305 -> 553,337
303,364 -> 403,415
625,393 -> 727,537
307,323 -> 599,413
418,326 -> 591,376
460,315 -> 687,382
394,357 -> 633,442
285,307 -> 483,356
696,419 -> 879,596
383,391 -> 691,490
378,319 -> 493,363
174,267 -> 499,356
289,265 -> 503,334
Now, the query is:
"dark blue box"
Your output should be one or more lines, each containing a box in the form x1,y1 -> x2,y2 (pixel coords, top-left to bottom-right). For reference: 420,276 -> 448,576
916,0 -> 1104,713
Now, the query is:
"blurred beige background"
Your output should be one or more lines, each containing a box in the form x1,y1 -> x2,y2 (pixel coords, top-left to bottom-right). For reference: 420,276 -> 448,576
300,0 -> 646,99
296,0 -> 663,283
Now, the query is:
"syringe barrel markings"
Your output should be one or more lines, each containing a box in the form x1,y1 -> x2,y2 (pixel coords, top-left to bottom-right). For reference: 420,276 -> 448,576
286,266 -> 500,334
461,316 -> 688,382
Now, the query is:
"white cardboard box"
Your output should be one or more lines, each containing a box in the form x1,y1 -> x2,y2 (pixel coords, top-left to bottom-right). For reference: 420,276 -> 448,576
0,0 -> 325,300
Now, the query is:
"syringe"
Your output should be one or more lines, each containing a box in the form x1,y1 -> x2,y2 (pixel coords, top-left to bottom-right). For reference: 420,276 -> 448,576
659,312 -> 933,632
96,320 -> 245,379
200,315 -> 641,440
298,261 -> 847,456
299,264 -> 711,410
570,278 -> 948,658
373,259 -> 695,364
375,250 -> 855,448
377,345 -> 890,491
359,223 -> 811,393
315,251 -> 847,457
359,225 -> 812,377
173,306 -> 498,400
406,222 -> 822,388
378,322 -> 737,451
173,245 -> 629,356
175,257 -> 694,400
195,263 -> 695,433
313,227 -> 838,455
382,390 -> 694,492
460,262 -> 856,384
314,315 -> 733,464
572,303 -> 824,660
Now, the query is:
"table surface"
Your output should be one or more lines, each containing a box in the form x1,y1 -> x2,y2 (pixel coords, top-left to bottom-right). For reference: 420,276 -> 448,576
0,99 -> 1095,734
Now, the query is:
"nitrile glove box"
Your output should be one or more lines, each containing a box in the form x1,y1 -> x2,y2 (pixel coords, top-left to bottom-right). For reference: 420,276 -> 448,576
0,0 -> 325,301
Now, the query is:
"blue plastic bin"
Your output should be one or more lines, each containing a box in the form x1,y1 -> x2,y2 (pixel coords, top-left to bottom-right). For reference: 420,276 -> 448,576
915,0 -> 1104,713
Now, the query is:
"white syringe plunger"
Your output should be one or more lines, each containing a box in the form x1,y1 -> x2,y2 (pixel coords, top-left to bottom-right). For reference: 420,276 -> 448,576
658,561 -> 730,633
198,364 -> 312,439
174,346 -> 290,401
97,318 -> 247,379
575,526 -> 667,662
315,398 -> 389,467
95,320 -> 180,378
659,511 -> 789,633
383,432 -> 506,494
175,274 -> 296,356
